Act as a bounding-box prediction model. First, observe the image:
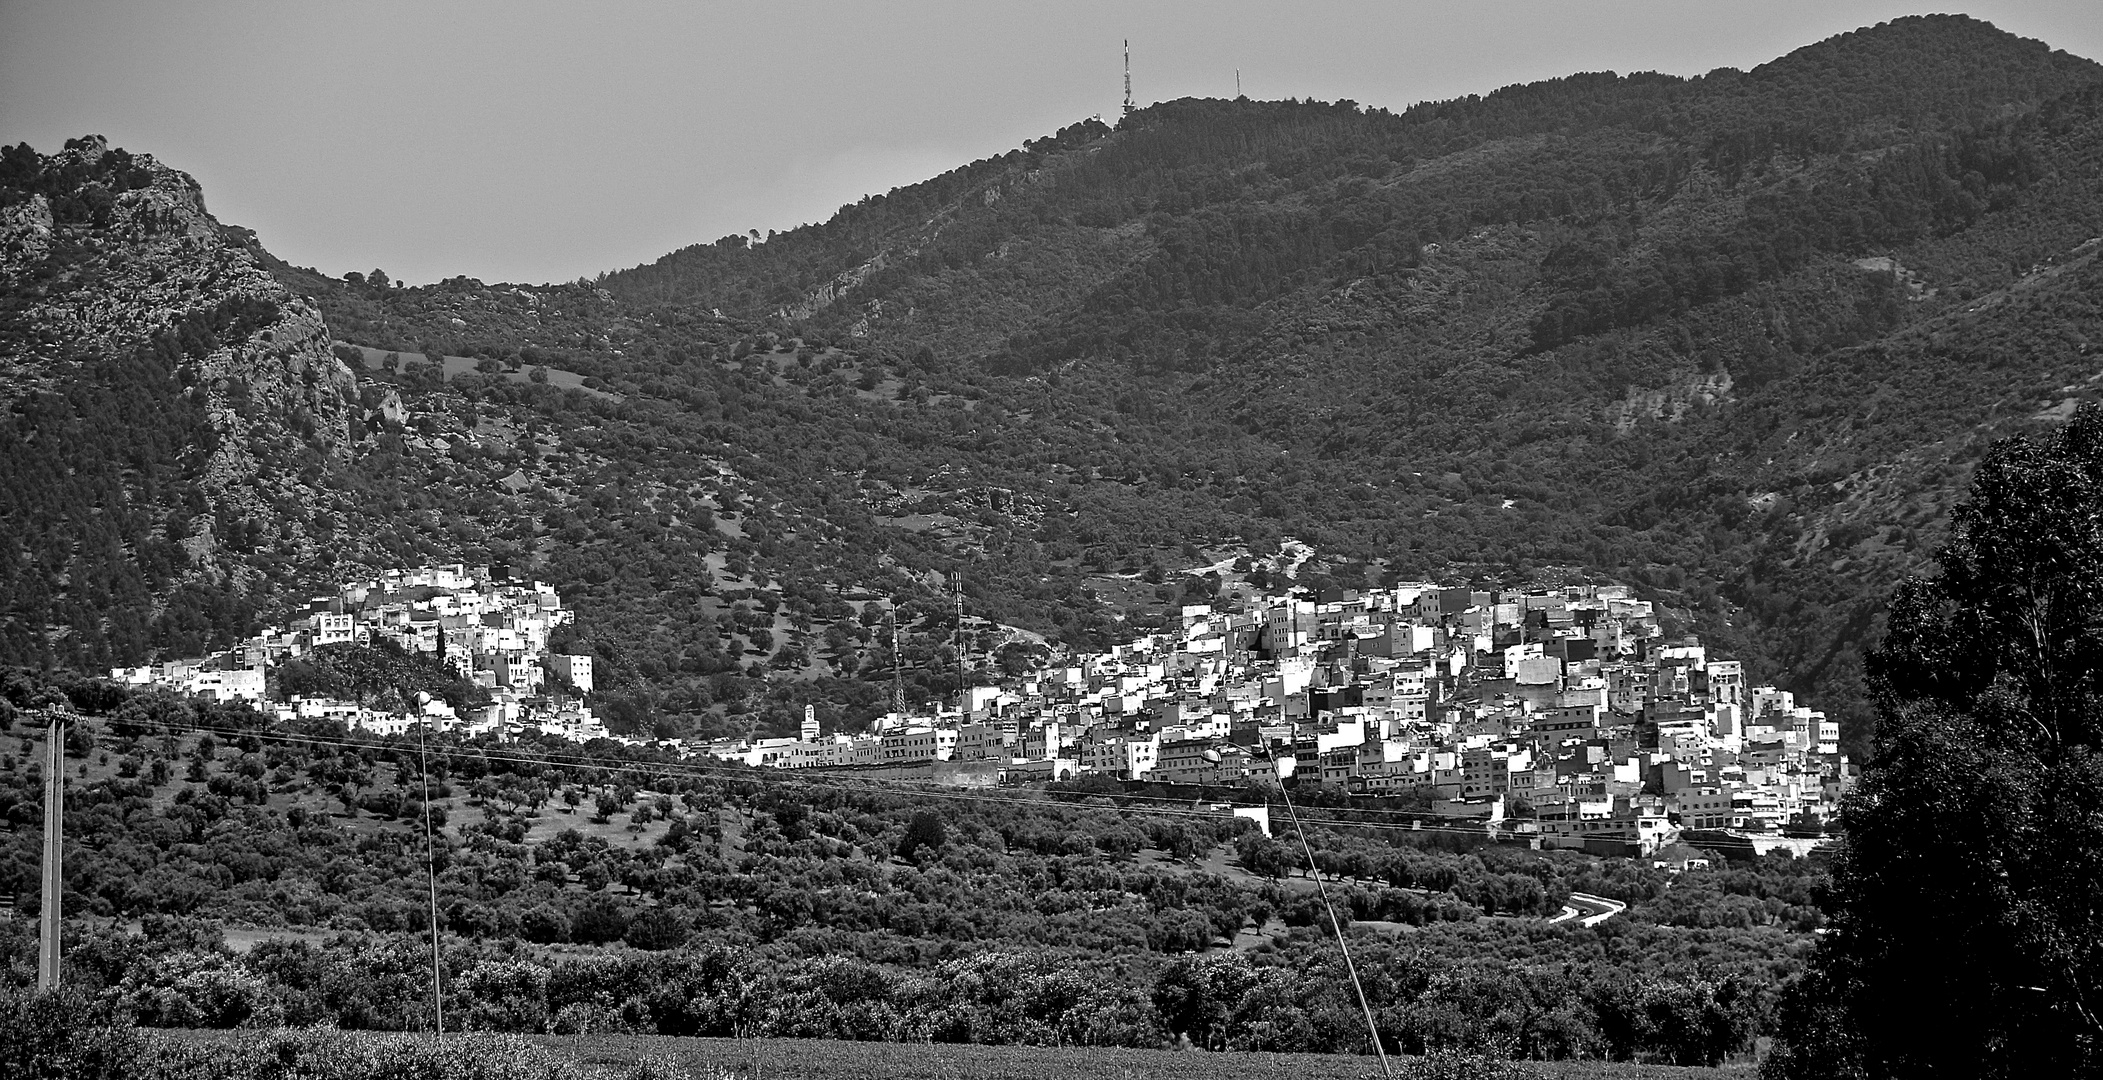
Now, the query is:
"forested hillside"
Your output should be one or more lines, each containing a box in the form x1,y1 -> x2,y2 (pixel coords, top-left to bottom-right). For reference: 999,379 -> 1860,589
467,15 -> 2103,749
0,136 -> 361,668
0,678 -> 1817,1062
7,15 -> 2103,750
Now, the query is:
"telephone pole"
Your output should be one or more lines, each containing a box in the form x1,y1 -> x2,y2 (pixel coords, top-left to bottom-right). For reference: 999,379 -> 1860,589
39,709 -> 64,991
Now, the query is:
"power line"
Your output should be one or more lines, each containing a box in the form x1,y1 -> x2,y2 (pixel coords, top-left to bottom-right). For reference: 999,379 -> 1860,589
1273,758 -> 1391,1076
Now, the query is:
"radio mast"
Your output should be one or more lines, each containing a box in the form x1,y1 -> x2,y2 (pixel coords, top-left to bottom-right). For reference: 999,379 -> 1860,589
1123,40 -> 1135,118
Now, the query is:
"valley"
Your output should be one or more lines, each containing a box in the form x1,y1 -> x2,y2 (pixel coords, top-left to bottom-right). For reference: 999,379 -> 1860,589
6,13 -> 2103,1077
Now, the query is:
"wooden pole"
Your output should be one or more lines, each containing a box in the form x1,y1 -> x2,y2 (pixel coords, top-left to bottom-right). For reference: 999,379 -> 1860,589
39,710 -> 63,991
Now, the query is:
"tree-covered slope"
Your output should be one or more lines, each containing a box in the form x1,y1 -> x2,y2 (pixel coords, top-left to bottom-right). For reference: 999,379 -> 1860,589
8,15 -> 2103,751
0,136 -> 361,669
593,14 -> 2103,748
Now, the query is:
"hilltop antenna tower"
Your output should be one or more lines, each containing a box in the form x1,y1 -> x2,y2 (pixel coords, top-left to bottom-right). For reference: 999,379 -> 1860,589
1123,40 -> 1135,118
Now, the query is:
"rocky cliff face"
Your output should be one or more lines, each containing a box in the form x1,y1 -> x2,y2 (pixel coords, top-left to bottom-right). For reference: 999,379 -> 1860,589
0,135 -> 364,660
0,134 -> 358,469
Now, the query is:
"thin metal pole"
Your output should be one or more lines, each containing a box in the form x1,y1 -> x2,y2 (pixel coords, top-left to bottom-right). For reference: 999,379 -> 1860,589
39,710 -> 63,991
1276,763 -> 1391,1077
890,604 -> 905,721
951,572 -> 965,715
418,721 -> 444,1037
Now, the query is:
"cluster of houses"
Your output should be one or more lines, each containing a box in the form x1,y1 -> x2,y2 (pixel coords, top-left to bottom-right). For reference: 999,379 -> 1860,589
700,582 -> 1848,857
109,564 -> 608,743
103,559 -> 1844,858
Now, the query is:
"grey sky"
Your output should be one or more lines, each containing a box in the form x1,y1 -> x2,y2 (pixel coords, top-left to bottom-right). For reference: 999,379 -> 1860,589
4,2 -> 2097,287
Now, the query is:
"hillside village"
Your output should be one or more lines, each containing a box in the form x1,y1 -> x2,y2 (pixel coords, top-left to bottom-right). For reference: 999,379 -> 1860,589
705,580 -> 1848,859
100,557 -> 1845,860
109,564 -> 608,743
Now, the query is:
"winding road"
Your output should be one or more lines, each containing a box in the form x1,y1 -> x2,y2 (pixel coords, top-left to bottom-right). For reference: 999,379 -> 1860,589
1548,892 -> 1627,927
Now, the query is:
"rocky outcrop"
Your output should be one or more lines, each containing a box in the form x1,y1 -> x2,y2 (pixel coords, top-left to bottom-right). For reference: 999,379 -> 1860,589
1,136 -> 357,452
1606,371 -> 1736,432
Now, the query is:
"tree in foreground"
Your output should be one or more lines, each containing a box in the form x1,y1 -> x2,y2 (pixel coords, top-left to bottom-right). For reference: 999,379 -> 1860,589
1768,406 -> 2103,1078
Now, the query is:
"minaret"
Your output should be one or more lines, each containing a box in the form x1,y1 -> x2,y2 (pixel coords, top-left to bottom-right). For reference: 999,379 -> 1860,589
1123,40 -> 1135,118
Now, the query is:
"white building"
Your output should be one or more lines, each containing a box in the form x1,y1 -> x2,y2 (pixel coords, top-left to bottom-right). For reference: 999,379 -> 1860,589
550,653 -> 594,694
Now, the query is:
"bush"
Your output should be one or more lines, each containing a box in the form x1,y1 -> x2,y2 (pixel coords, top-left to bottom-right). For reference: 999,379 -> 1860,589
623,908 -> 689,951
0,986 -> 143,1080
143,1028 -> 575,1080
520,904 -> 571,944
570,901 -> 631,945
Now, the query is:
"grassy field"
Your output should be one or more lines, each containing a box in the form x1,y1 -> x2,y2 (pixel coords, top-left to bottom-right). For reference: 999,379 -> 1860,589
525,1035 -> 1751,1080
145,1029 -> 1754,1080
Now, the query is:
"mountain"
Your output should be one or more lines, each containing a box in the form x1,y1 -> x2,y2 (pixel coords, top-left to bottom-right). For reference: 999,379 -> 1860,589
6,15 -> 2103,750
0,136 -> 360,662
595,13 -> 2103,748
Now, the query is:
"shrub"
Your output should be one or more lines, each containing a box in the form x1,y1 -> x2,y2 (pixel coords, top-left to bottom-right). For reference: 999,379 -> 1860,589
0,986 -> 143,1080
570,900 -> 631,945
144,1028 -> 574,1080
623,909 -> 689,952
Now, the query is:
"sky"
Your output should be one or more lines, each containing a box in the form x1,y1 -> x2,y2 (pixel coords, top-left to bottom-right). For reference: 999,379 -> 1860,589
4,2 -> 2099,287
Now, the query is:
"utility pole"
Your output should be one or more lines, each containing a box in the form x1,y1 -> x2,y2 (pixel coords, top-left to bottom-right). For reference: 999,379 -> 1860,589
39,709 -> 64,991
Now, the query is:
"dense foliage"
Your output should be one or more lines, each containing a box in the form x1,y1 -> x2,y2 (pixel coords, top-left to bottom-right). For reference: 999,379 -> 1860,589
1,672 -> 1816,1063
1766,407 -> 2103,1078
299,16 -> 2103,753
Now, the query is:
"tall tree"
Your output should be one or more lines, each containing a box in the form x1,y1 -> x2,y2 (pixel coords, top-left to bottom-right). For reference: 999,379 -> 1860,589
1769,405 -> 2103,1079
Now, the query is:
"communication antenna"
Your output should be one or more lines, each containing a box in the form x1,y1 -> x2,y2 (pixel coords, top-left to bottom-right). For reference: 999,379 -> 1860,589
1237,69 -> 1242,98
1123,40 -> 1135,118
